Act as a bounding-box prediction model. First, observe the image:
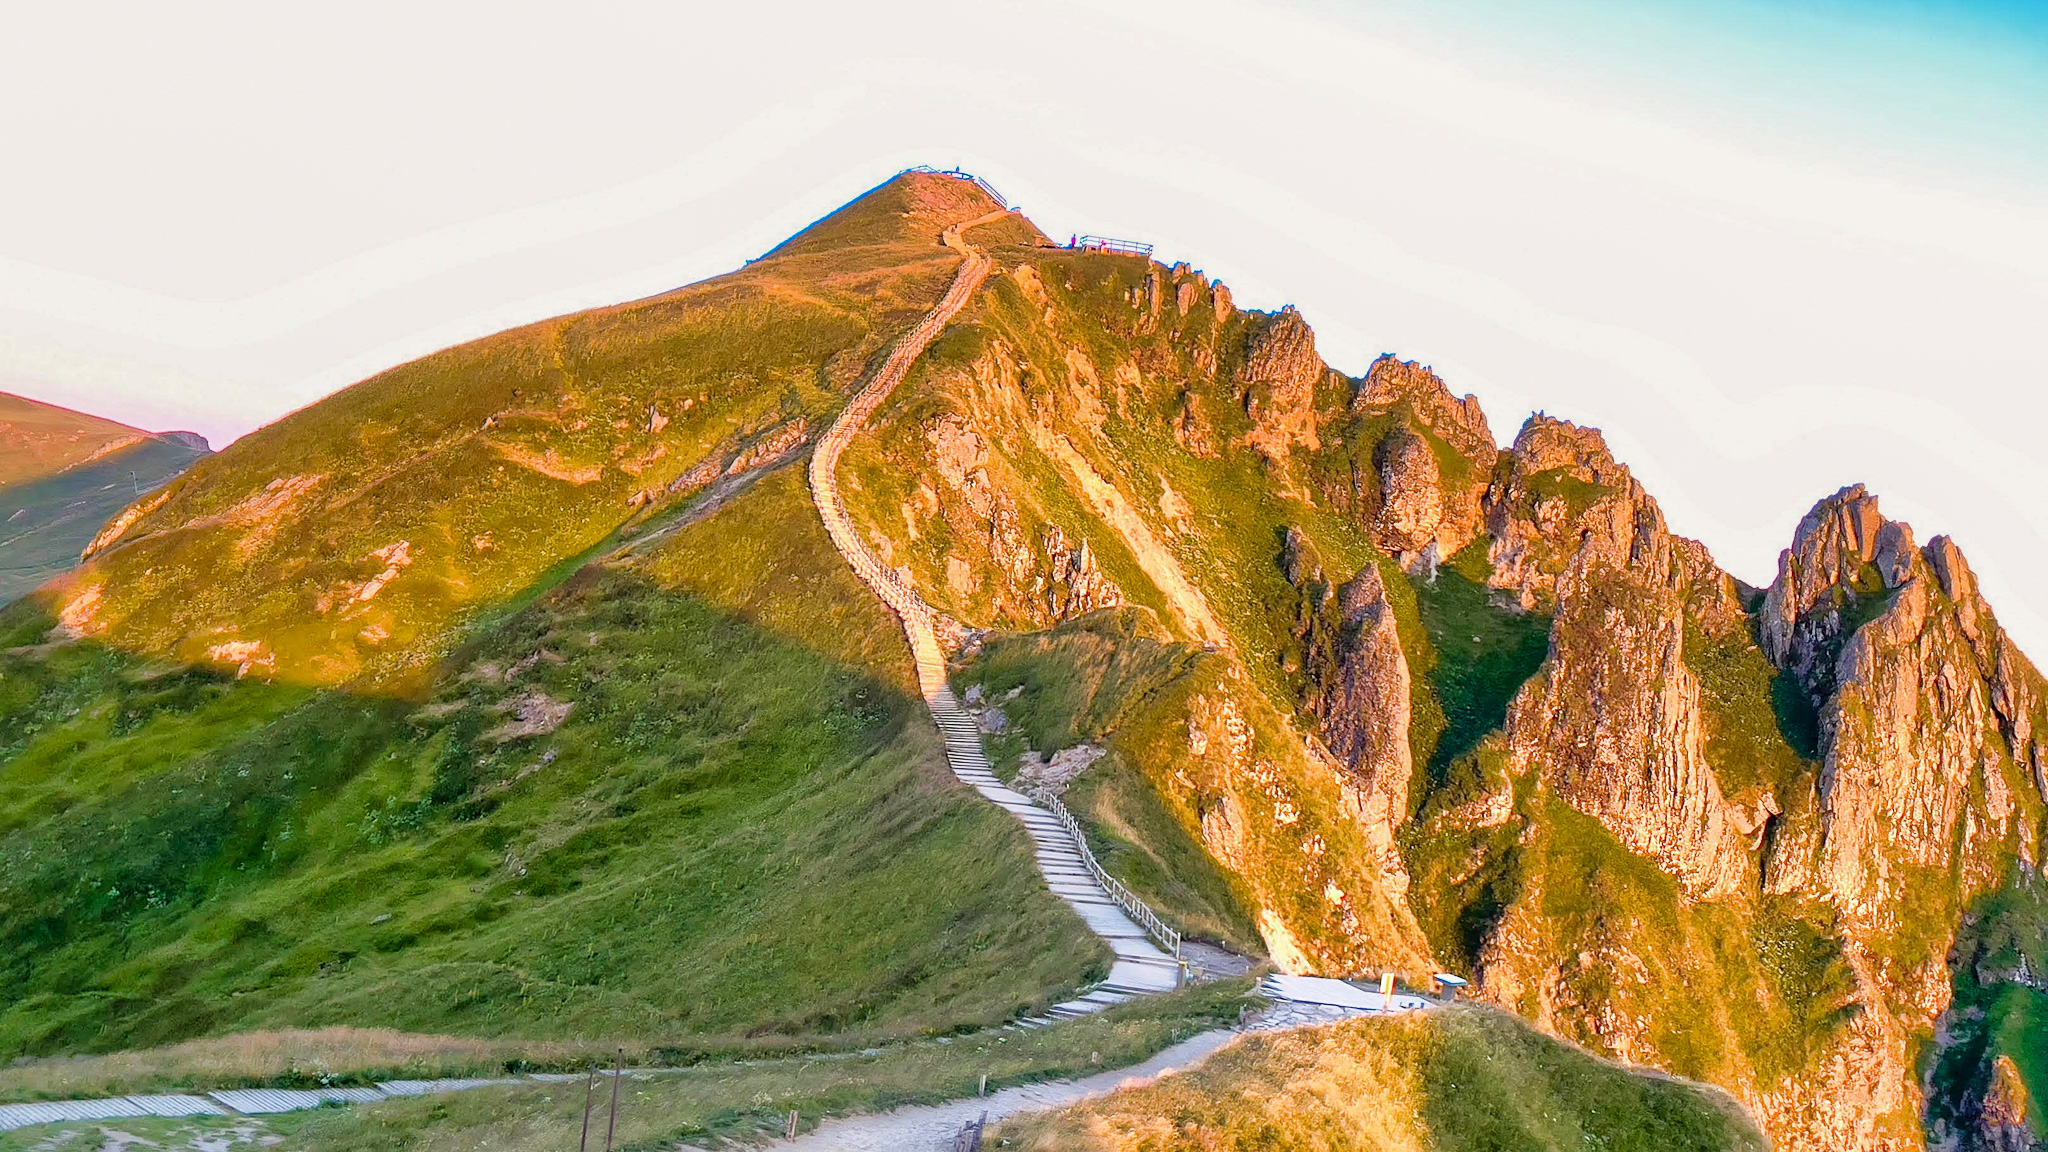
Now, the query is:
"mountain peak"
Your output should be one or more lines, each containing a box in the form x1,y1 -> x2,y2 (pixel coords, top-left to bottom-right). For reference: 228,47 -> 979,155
764,168 -> 1045,260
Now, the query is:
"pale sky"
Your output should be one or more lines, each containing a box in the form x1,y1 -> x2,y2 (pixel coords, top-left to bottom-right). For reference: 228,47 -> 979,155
4,0 -> 2047,650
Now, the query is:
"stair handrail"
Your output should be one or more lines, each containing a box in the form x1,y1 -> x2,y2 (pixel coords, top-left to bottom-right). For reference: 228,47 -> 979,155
1041,791 -> 1181,958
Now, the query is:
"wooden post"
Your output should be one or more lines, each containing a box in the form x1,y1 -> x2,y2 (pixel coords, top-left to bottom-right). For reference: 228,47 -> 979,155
603,1048 -> 622,1152
785,1108 -> 800,1138
578,1067 -> 596,1152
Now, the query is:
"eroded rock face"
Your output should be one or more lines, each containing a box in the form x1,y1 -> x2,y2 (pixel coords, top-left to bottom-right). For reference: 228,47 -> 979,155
1759,484 -> 1917,708
1484,415 -> 1658,610
1758,487 -> 2048,925
1353,355 -> 1494,461
1350,356 -> 1495,564
922,414 -> 1124,625
1977,1055 -> 2036,1152
1504,547 -> 1754,898
1307,559 -> 1415,836
1239,307 -> 1328,459
1749,994 -> 1923,1152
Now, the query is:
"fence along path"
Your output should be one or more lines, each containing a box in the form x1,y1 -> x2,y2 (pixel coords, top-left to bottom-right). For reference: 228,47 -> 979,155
807,202 -> 1187,1022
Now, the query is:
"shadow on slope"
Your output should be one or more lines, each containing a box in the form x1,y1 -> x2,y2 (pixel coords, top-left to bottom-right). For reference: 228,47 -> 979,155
1925,876 -> 2048,1148
0,469 -> 1105,1059
0,436 -> 210,604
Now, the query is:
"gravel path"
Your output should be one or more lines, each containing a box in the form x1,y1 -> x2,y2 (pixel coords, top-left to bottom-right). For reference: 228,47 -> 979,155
775,1027 -> 1242,1151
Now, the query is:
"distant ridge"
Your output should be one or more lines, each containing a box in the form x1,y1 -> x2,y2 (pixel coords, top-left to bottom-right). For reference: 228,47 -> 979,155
0,391 -> 210,602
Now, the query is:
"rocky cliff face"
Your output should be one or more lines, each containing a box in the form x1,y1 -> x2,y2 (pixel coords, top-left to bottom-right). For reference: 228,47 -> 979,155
1758,486 -> 2046,927
1347,356 -> 1496,567
1977,1057 -> 2036,1152
845,229 -> 2048,1149
1462,415 -> 1760,895
1238,308 -> 1330,461
1281,527 -> 1414,850
1399,417 -> 2048,1150
1482,415 -> 1657,609
1504,551 -> 1759,898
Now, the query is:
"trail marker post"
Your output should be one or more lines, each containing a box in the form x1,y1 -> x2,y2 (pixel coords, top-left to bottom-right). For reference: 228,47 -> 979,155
578,1067 -> 596,1152
603,1049 -> 622,1152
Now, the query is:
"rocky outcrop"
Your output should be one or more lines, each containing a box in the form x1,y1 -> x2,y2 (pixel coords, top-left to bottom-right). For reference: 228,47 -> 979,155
1282,530 -> 1414,833
1353,355 -> 1494,461
1239,308 -> 1329,459
1758,487 -> 2048,924
923,414 -> 1124,625
1504,546 -> 1755,898
1749,993 -> 1923,1152
1759,484 -> 1916,708
1348,356 -> 1496,567
1040,525 -> 1123,618
1977,1055 -> 2037,1152
1313,563 -> 1414,819
1181,681 -> 1434,975
1483,415 -> 1656,609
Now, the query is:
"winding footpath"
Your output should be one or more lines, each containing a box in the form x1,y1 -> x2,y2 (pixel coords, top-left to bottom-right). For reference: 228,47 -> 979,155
807,206 -> 1187,1018
0,192 -> 1433,1150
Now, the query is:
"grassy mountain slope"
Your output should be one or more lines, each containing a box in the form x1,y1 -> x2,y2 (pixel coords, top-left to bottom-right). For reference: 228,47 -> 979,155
18,166 -> 2028,1148
1926,878 -> 2048,1148
820,208 -> 2010,1147
0,465 -> 1104,1056
840,243 -> 1445,976
0,392 -> 152,488
0,174 -> 1117,1061
998,1006 -> 1767,1151
0,393 -> 210,603
45,175 -> 1013,691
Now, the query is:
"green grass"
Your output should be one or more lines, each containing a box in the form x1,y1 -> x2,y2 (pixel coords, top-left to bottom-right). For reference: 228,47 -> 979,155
52,173 -> 989,692
1406,786 -> 1861,1088
1399,743 -> 1528,971
1062,757 -> 1263,954
1925,878 -> 2048,1142
959,612 -> 1263,953
0,982 -> 1251,1152
0,392 -> 160,488
0,1028 -> 633,1103
0,469 -> 1102,1059
998,1005 -> 1766,1152
1409,541 -> 1550,785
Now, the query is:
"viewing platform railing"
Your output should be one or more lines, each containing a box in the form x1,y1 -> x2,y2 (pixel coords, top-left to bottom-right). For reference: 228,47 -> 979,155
905,165 -> 1009,209
1072,234 -> 1154,258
